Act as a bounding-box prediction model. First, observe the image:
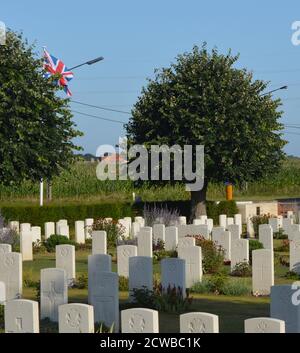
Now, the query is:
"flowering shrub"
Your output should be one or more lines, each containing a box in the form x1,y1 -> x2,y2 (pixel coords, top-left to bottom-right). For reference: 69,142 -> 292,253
92,218 -> 125,248
131,281 -> 192,314
143,204 -> 181,227
193,235 -> 225,273
250,214 -> 272,237
231,262 -> 252,277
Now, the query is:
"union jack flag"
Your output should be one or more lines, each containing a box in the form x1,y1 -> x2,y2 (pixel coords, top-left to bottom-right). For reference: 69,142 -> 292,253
43,48 -> 74,96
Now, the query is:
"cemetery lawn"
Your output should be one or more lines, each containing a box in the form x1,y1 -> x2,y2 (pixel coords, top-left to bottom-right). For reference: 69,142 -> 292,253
20,243 -> 293,333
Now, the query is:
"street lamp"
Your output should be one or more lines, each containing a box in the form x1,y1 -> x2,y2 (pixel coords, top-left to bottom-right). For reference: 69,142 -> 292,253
260,85 -> 288,97
69,56 -> 104,71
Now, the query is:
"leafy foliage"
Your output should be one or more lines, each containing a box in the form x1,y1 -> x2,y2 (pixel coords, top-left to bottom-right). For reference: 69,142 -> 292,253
249,240 -> 264,263
0,31 -> 82,185
92,218 -> 125,248
193,235 -> 225,273
131,282 -> 193,314
231,262 -> 252,277
250,215 -> 271,236
126,44 -> 286,217
44,234 -> 76,252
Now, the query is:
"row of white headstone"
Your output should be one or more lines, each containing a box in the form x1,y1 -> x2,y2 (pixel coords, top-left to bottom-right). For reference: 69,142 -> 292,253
2,298 -> 295,333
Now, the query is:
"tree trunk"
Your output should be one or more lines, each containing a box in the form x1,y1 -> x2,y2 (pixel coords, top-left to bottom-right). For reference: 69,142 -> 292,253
190,179 -> 208,222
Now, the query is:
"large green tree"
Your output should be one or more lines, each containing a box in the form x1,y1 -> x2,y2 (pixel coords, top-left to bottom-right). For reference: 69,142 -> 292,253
126,45 -> 286,220
0,31 -> 82,185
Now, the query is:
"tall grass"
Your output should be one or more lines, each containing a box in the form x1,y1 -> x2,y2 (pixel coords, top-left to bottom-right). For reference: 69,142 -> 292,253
0,158 -> 300,203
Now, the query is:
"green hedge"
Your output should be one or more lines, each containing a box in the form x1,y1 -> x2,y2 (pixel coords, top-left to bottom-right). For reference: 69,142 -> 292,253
1,202 -> 134,228
134,199 -> 238,224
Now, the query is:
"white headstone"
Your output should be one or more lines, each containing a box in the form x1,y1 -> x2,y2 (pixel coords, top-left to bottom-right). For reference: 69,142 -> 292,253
0,281 -> 6,304
0,244 -> 12,255
121,308 -> 159,333
282,218 -> 293,234
92,231 -> 107,255
244,317 -> 285,333
287,211 -> 294,219
219,215 -> 227,228
20,231 -> 33,261
134,216 -> 145,228
117,245 -> 137,277
56,245 -> 75,284
129,256 -> 153,294
131,222 -> 141,238
247,218 -> 255,238
234,213 -> 242,235
178,237 -> 196,248
212,227 -> 225,242
0,252 -> 22,300
9,221 -> 19,233
165,226 -> 178,251
228,224 -> 240,241
59,303 -> 94,333
75,221 -> 85,244
290,239 -> 300,274
178,246 -> 202,288
231,239 -> 249,269
259,224 -> 274,250
85,218 -> 94,239
288,226 -> 300,241
20,223 -> 31,233
271,284 -> 300,333
88,254 -> 111,303
214,230 -> 231,261
193,219 -> 205,225
252,249 -> 274,295
31,226 -> 41,243
178,216 -> 187,225
227,217 -> 234,227
137,227 -> 153,257
40,268 -> 68,322
56,220 -> 68,234
161,258 -> 186,297
45,222 -> 55,239
206,218 -> 214,233
180,312 -> 219,333
269,218 -> 280,233
58,225 -> 69,238
118,219 -> 131,238
153,224 -> 165,242
5,299 -> 39,333
89,271 -> 119,332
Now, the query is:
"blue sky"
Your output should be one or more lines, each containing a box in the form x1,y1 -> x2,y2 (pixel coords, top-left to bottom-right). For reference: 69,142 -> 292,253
2,0 -> 300,155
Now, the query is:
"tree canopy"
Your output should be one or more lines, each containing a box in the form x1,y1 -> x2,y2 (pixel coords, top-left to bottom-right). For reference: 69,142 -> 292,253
0,31 -> 82,185
126,45 -> 286,218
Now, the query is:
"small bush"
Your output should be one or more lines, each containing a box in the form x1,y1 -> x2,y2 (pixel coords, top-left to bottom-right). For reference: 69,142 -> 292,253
153,239 -> 165,251
119,276 -> 129,291
222,279 -> 250,296
73,274 -> 88,289
276,239 -> 290,252
0,227 -> 19,251
279,255 -> 289,267
217,200 -> 239,219
231,262 -> 252,277
92,218 -> 125,248
44,235 -> 76,252
251,214 -> 271,237
131,282 -> 193,314
285,271 -> 300,280
249,240 -> 264,263
274,229 -> 288,240
207,272 -> 229,294
193,236 -> 225,273
153,249 -> 177,263
191,277 -> 250,296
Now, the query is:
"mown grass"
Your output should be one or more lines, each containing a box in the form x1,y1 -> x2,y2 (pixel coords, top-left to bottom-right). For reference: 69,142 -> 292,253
1,157 -> 300,205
